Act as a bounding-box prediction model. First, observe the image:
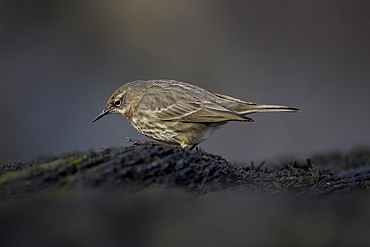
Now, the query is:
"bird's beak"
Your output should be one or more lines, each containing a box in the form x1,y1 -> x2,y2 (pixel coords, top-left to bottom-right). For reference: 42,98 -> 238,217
92,109 -> 111,122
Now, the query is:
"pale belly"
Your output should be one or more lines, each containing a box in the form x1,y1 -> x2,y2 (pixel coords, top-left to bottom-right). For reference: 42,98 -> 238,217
129,117 -> 224,147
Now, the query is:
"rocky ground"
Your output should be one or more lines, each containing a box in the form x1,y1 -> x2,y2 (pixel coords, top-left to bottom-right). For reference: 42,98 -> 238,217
1,145 -> 370,246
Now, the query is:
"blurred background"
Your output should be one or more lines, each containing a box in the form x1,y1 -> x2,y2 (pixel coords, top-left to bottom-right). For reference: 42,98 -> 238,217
1,0 -> 369,164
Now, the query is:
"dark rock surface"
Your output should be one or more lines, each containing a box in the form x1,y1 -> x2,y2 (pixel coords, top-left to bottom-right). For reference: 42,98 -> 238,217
1,145 -> 370,246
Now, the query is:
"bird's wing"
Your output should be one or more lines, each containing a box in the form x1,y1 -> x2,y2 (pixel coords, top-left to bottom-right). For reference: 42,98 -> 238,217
138,83 -> 253,122
211,91 -> 257,105
153,101 -> 253,122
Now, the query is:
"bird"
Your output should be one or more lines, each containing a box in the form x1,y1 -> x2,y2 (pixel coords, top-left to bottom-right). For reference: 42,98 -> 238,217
93,79 -> 299,149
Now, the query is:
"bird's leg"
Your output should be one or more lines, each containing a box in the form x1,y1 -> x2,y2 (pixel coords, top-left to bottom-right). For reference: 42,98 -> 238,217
189,144 -> 198,150
126,137 -> 180,148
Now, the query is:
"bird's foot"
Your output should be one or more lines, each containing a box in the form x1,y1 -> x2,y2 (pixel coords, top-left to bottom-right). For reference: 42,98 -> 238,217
126,137 -> 179,148
189,144 -> 198,150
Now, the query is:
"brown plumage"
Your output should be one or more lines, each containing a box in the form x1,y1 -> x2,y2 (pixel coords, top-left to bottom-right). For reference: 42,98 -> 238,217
93,79 -> 299,149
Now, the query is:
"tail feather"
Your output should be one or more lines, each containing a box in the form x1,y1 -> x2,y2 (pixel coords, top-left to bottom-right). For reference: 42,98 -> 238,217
238,104 -> 300,115
211,91 -> 299,115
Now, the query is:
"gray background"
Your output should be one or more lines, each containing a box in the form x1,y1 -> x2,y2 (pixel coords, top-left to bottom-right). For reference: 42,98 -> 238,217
1,0 -> 369,164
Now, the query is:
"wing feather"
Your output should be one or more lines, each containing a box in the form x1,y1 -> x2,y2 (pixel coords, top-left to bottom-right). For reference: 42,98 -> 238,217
156,101 -> 253,122
137,82 -> 254,122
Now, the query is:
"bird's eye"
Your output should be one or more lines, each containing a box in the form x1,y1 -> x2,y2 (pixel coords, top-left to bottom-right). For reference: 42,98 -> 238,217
114,100 -> 121,106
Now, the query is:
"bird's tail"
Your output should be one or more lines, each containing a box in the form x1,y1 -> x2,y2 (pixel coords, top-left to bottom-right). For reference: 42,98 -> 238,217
210,91 -> 299,115
238,104 -> 300,115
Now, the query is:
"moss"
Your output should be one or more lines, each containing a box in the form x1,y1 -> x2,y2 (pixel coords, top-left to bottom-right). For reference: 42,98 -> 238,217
0,170 -> 21,183
1,145 -> 370,202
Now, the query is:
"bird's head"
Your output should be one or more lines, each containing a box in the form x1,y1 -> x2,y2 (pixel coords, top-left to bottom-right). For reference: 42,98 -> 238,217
92,85 -> 131,122
92,80 -> 147,122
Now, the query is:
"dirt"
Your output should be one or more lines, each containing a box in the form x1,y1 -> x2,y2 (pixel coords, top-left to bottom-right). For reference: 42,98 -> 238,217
1,145 -> 370,246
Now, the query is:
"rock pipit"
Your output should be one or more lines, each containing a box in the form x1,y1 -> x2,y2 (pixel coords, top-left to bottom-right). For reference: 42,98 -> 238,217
93,79 -> 299,149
